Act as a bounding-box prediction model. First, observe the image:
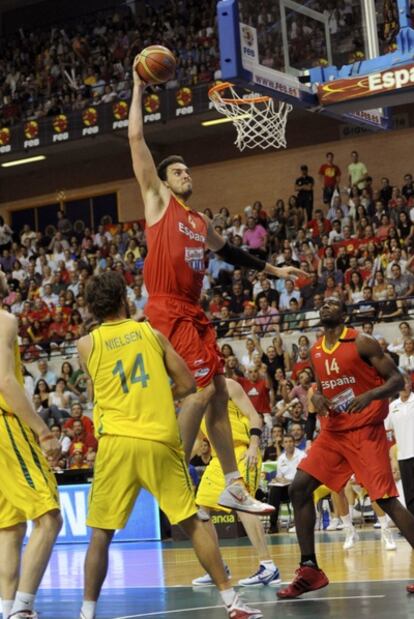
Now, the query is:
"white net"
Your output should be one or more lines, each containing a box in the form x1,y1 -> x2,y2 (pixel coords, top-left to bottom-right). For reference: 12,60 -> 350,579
209,84 -> 293,152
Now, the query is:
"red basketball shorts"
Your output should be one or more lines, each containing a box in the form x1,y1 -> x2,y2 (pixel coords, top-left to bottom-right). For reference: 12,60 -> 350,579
299,423 -> 398,501
145,295 -> 224,388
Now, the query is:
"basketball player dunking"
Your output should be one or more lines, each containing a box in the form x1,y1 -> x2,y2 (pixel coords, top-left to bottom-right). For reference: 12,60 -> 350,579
128,59 -> 308,514
278,297 -> 414,598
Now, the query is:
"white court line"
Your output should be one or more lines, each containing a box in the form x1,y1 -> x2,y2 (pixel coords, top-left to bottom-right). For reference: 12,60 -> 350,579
112,594 -> 385,619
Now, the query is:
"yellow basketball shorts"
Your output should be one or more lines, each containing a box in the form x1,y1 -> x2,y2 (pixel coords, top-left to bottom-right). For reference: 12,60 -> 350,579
87,435 -> 198,529
313,484 -> 332,505
196,444 -> 261,513
0,413 -> 60,528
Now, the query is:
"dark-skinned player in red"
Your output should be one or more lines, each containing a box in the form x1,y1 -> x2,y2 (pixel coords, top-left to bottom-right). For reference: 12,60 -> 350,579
278,297 -> 414,599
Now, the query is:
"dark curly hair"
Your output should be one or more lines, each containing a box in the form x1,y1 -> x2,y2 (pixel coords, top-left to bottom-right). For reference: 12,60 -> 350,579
85,271 -> 127,322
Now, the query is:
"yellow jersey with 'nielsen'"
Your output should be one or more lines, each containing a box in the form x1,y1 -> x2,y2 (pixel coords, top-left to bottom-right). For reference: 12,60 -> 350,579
87,319 -> 181,447
0,340 -> 23,413
201,397 -> 250,453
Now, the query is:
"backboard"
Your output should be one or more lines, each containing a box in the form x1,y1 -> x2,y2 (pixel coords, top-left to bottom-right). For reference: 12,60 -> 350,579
217,0 -> 414,130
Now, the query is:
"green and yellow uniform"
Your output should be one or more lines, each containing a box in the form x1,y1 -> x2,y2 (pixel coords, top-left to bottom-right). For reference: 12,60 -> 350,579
86,319 -> 196,529
196,397 -> 262,512
0,341 -> 59,527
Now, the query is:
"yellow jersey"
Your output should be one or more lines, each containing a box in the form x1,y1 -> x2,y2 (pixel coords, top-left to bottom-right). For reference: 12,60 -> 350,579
201,397 -> 250,454
87,319 -> 181,447
0,340 -> 24,414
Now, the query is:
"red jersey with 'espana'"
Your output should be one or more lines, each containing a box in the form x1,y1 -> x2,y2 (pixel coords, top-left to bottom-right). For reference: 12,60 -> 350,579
311,327 -> 387,431
144,194 -> 207,303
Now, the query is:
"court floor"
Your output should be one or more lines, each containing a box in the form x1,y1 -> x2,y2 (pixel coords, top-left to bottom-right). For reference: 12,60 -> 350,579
33,530 -> 414,619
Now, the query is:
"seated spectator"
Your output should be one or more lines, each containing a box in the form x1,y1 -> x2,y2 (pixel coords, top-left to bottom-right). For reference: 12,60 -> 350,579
282,298 -> 305,331
278,279 -> 302,311
49,378 -> 72,417
207,253 -> 234,286
283,369 -> 312,417
221,343 -> 234,359
345,271 -> 364,305
267,434 -> 306,533
224,355 -> 244,379
388,321 -> 414,354
236,301 -> 257,336
35,359 -> 58,389
243,216 -> 268,259
289,421 -> 307,450
376,336 -> 400,366
69,447 -> 90,470
300,272 -> 325,310
255,278 -> 279,308
398,339 -> 414,373
301,293 -> 323,329
64,402 -> 94,436
68,418 -> 98,455
190,438 -> 212,470
372,270 -> 388,300
353,286 -> 378,320
255,297 -> 280,334
213,305 -> 236,338
263,425 -> 284,461
378,283 -> 405,320
228,281 -> 250,315
388,263 -> 414,297
50,423 -> 71,458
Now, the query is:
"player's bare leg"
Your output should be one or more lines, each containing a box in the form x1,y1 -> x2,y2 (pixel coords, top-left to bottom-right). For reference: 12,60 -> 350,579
81,528 -> 115,619
181,515 -> 263,618
0,523 -> 26,619
277,470 -> 329,599
177,381 -> 217,463
9,510 -> 62,616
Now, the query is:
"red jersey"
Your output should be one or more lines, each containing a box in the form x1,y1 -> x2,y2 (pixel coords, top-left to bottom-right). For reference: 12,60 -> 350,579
238,377 -> 271,413
144,195 -> 207,303
311,327 -> 387,431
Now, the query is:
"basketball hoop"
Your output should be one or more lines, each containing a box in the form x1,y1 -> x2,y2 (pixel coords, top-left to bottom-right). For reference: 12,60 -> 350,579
208,82 -> 292,151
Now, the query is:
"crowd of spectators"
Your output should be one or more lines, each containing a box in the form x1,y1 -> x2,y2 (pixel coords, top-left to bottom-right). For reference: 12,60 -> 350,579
0,0 -> 218,126
1,151 -> 413,477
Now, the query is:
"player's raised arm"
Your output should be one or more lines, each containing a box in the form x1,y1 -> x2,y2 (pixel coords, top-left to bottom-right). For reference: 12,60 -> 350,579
155,330 -> 196,399
347,334 -> 404,413
0,312 -> 58,455
128,56 -> 170,223
203,215 -> 309,280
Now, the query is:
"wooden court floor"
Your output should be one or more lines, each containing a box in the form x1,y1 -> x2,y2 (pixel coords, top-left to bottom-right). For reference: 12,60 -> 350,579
32,529 -> 414,619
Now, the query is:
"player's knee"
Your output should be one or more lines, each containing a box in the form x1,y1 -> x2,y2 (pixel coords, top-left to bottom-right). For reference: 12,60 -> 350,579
289,477 -> 312,507
35,509 -> 63,535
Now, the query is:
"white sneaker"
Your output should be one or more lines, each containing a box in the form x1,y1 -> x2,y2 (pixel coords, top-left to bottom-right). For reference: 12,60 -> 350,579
326,517 -> 340,531
8,613 -> 38,619
373,521 -> 381,529
226,594 -> 263,618
288,525 -> 296,533
192,564 -> 231,586
382,527 -> 397,551
343,526 -> 359,550
218,483 -> 274,515
315,514 -> 321,531
238,564 -> 281,587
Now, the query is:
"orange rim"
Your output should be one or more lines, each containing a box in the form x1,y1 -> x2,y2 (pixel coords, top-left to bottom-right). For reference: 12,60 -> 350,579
208,82 -> 271,105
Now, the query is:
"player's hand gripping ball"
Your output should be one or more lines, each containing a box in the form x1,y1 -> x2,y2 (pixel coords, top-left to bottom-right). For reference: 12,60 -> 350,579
135,45 -> 176,85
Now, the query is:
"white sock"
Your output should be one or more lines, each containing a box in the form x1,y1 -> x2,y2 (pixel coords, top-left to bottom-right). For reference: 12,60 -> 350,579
378,515 -> 389,530
224,471 -> 242,486
260,559 -> 275,570
340,513 -> 353,528
11,591 -> 35,614
81,600 -> 97,619
220,587 -> 237,607
1,600 -> 14,619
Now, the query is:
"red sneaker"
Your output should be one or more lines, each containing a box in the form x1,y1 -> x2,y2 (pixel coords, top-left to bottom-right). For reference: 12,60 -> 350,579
277,565 -> 329,599
406,583 -> 414,593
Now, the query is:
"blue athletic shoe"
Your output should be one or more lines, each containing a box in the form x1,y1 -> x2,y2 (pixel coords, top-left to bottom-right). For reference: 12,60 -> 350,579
238,564 -> 281,587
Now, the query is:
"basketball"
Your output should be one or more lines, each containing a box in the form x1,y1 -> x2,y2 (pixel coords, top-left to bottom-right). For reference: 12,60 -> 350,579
135,45 -> 176,85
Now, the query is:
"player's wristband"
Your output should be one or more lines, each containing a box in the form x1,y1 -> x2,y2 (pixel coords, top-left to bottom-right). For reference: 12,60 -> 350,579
249,428 -> 262,438
39,433 -> 54,442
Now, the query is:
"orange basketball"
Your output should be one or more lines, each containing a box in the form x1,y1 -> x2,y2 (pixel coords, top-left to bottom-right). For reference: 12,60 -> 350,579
135,45 -> 176,85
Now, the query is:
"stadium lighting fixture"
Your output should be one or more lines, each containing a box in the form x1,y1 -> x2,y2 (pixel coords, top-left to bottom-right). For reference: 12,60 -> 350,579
2,155 -> 46,168
201,114 -> 250,127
